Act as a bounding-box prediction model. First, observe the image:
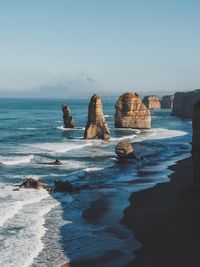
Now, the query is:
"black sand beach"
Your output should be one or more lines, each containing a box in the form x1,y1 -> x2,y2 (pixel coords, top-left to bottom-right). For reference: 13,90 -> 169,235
62,157 -> 200,267
123,157 -> 200,267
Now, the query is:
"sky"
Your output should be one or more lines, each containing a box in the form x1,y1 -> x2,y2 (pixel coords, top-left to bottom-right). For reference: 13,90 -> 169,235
0,0 -> 200,98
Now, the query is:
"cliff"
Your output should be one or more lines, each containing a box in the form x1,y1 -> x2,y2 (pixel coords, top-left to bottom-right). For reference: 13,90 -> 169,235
161,95 -> 174,109
84,94 -> 111,140
172,89 -> 200,119
142,95 -> 161,109
115,92 -> 151,129
62,105 -> 75,128
192,100 -> 200,187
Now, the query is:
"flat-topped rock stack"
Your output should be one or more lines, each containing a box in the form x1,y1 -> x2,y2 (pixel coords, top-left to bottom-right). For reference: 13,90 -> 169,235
161,95 -> 174,109
142,95 -> 161,110
115,92 -> 151,129
84,94 -> 111,140
192,100 -> 200,187
62,105 -> 75,128
172,89 -> 200,119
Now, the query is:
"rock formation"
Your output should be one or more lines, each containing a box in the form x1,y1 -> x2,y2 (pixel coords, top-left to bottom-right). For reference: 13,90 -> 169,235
20,178 -> 52,193
55,180 -> 80,192
39,159 -> 62,165
84,94 -> 111,140
143,95 -> 161,109
115,92 -> 151,129
115,141 -> 136,159
172,89 -> 200,119
62,105 -> 75,128
161,95 -> 174,109
192,100 -> 200,187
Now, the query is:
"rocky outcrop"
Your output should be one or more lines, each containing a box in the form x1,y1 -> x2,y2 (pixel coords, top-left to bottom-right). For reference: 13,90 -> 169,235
192,100 -> 200,187
172,89 -> 200,119
62,105 -> 75,128
20,178 -> 52,193
161,95 -> 174,109
115,141 -> 136,159
39,159 -> 62,165
55,180 -> 80,192
115,92 -> 151,129
84,94 -> 111,140
143,95 -> 161,109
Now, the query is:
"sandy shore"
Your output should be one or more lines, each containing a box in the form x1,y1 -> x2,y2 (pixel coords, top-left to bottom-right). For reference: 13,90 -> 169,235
62,157 -> 200,267
123,157 -> 200,267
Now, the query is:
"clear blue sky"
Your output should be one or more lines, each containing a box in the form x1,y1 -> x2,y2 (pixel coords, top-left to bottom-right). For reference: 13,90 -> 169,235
0,0 -> 200,98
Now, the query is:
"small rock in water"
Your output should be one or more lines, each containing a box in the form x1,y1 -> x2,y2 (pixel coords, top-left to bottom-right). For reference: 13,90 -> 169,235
20,178 -> 52,193
55,180 -> 80,193
40,159 -> 62,165
115,141 -> 137,160
12,188 -> 20,191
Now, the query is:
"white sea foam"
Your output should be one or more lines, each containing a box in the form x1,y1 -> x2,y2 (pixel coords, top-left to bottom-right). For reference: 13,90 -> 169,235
0,155 -> 34,166
28,141 -> 92,154
38,159 -> 87,170
57,125 -> 85,131
0,186 -> 60,267
110,134 -> 137,142
18,127 -> 38,130
0,185 -> 49,227
110,128 -> 187,144
85,167 -> 103,172
137,128 -> 188,141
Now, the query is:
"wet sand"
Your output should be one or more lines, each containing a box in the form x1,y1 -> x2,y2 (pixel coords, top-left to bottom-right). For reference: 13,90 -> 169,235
123,157 -> 200,267
62,157 -> 200,267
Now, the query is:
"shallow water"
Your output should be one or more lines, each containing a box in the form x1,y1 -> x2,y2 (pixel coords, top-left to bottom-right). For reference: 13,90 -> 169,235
0,98 -> 192,266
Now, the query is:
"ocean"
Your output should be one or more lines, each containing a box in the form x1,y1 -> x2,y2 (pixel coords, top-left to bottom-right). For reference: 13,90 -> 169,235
0,98 -> 192,267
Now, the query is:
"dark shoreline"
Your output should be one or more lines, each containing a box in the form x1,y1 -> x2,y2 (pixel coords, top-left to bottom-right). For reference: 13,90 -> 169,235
123,157 -> 200,267
62,157 -> 200,267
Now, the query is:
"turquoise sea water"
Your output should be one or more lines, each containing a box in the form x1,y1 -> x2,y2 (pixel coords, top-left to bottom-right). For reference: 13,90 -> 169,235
0,98 -> 192,267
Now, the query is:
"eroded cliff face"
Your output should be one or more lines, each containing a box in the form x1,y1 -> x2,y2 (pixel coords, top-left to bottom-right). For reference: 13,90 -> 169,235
161,95 -> 174,109
142,95 -> 161,110
172,89 -> 200,119
84,94 -> 111,140
192,100 -> 200,187
62,105 -> 75,128
115,92 -> 151,129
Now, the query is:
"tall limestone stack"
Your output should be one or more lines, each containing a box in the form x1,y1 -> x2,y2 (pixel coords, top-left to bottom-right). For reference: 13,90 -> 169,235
192,100 -> 200,187
62,105 -> 75,128
115,92 -> 151,129
172,89 -> 200,119
161,95 -> 174,109
84,94 -> 111,140
142,95 -> 161,109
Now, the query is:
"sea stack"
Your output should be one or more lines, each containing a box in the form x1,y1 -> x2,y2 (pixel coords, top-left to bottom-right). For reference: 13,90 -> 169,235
143,95 -> 161,109
192,100 -> 200,187
115,141 -> 136,160
161,95 -> 174,109
115,92 -> 151,129
172,89 -> 200,119
84,94 -> 111,140
62,105 -> 75,128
